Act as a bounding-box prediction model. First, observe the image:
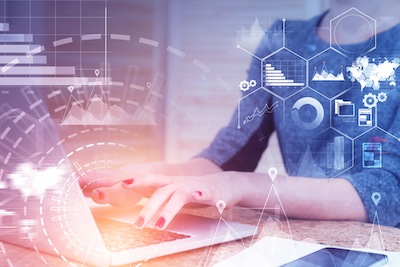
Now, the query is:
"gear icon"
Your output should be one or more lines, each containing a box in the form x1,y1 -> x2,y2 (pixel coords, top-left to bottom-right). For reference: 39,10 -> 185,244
363,93 -> 378,108
249,79 -> 257,87
239,80 -> 250,91
377,92 -> 387,102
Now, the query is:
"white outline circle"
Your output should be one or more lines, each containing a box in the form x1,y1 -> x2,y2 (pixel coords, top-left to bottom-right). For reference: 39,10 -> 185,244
333,14 -> 374,53
291,97 -> 324,130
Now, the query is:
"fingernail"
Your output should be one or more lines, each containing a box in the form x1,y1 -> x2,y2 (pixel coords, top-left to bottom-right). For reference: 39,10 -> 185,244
122,178 -> 134,185
155,217 -> 165,229
96,190 -> 104,200
134,216 -> 144,227
195,191 -> 202,196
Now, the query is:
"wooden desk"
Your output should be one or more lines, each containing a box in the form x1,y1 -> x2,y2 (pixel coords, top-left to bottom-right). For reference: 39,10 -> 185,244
1,206 -> 400,267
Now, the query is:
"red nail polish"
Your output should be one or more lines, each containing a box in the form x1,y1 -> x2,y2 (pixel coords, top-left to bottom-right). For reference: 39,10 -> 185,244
195,191 -> 202,196
134,216 -> 144,227
122,178 -> 134,185
96,190 -> 104,200
155,217 -> 165,228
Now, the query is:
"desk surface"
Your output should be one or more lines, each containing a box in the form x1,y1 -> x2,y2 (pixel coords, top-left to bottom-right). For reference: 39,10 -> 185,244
1,206 -> 400,267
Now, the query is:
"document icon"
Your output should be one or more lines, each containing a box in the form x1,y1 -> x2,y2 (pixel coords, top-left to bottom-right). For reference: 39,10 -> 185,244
335,99 -> 354,117
362,143 -> 382,168
358,108 -> 372,126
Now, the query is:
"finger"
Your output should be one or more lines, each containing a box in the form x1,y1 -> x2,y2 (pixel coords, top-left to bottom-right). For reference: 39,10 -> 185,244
121,173 -> 174,189
80,168 -> 131,194
154,188 -> 195,230
137,186 -> 215,229
191,187 -> 213,202
91,182 -> 143,207
133,184 -> 183,229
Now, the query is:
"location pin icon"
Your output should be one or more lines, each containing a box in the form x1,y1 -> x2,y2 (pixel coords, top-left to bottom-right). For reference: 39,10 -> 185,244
268,167 -> 278,182
68,86 -> 74,93
371,192 -> 381,207
146,82 -> 152,89
216,200 -> 226,215
95,69 -> 100,77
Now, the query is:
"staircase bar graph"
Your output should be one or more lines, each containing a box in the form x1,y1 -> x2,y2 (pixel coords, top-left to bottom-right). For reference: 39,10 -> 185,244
264,61 -> 304,87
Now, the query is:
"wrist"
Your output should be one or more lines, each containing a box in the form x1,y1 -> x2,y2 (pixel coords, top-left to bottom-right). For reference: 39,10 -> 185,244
235,172 -> 274,208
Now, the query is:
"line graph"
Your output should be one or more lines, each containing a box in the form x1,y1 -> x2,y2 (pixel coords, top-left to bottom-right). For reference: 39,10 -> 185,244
61,73 -> 156,126
243,101 -> 278,124
312,61 -> 345,81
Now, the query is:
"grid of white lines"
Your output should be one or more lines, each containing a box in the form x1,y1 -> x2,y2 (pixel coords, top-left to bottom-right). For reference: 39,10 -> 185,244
263,60 -> 305,87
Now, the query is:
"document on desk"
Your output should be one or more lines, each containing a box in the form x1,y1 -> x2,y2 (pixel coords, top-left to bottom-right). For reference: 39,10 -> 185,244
214,236 -> 400,267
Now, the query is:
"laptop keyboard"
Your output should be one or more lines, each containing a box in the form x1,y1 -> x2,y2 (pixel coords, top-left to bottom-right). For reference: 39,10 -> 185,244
94,216 -> 191,252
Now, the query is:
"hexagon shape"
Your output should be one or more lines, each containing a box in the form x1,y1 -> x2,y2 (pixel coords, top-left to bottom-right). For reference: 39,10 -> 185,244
284,87 -> 330,134
353,128 -> 399,171
305,128 -> 353,178
237,88 -> 284,138
331,86 -> 378,138
330,7 -> 376,54
308,48 -> 353,99
261,47 -> 306,99
346,55 -> 400,92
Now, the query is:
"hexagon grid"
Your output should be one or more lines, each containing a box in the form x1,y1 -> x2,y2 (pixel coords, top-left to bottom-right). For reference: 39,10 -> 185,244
238,9 -> 400,178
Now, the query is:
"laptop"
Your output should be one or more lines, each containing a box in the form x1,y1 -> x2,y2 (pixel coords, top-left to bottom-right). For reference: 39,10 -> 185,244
0,103 -> 258,267
0,167 -> 257,266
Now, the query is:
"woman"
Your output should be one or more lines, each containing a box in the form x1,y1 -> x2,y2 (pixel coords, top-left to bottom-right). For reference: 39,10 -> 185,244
85,0 -> 400,230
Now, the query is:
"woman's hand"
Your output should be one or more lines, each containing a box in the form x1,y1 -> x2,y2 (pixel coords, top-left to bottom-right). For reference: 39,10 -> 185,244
82,157 -> 223,208
79,162 -> 177,207
91,172 -> 249,230
80,158 -> 222,197
79,161 -> 179,196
